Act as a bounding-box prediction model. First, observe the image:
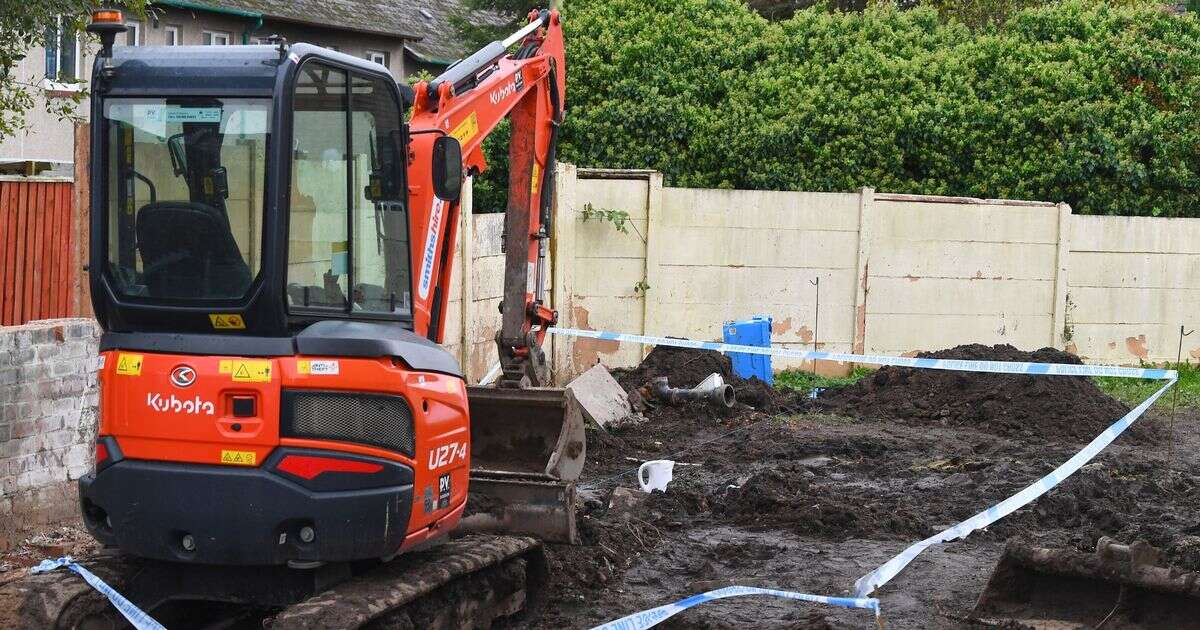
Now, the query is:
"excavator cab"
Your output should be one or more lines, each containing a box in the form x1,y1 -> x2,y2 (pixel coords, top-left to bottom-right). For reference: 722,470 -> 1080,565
80,8 -> 579,575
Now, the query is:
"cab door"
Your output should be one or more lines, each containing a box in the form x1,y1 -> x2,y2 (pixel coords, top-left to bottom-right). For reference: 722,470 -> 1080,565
286,60 -> 412,325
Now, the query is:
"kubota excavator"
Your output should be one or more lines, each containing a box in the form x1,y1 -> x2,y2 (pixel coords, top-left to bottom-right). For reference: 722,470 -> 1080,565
4,7 -> 583,629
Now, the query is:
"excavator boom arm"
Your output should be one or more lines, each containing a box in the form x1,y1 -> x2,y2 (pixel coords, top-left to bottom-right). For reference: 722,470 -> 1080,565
408,10 -> 565,387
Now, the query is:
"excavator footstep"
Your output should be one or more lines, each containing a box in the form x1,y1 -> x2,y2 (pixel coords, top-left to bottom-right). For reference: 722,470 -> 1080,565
972,537 -> 1200,629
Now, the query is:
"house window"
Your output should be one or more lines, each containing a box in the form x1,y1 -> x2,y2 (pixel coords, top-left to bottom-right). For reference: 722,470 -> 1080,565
165,25 -> 180,46
44,17 -> 79,81
202,30 -> 231,46
122,21 -> 141,46
365,50 -> 389,68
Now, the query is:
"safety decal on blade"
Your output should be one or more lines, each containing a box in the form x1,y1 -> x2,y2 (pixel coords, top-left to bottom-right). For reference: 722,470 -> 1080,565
220,450 -> 257,466
208,313 -> 246,329
219,359 -> 272,383
115,353 -> 143,376
297,359 -> 339,375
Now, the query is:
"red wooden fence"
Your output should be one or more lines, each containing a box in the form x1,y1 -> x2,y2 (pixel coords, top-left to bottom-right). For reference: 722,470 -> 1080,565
0,178 -> 78,326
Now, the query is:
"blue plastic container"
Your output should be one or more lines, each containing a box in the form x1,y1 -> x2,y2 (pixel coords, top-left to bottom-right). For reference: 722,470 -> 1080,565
723,315 -> 773,385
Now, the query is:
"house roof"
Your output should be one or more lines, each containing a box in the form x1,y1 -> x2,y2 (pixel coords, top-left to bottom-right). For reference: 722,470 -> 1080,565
156,1 -> 505,66
398,1 -> 508,66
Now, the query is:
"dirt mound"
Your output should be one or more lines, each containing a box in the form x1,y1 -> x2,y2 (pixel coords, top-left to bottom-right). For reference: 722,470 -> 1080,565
815,344 -> 1134,441
613,344 -> 744,390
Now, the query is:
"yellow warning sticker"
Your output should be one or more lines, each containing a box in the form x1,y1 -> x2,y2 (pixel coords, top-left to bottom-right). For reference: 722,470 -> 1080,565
209,314 -> 246,330
531,162 -> 540,196
115,353 -> 143,376
220,450 -> 257,466
450,111 -> 479,145
445,379 -> 460,394
219,359 -> 272,382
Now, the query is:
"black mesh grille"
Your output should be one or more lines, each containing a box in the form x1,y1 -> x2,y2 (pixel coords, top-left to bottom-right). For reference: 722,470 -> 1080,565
283,391 -> 415,456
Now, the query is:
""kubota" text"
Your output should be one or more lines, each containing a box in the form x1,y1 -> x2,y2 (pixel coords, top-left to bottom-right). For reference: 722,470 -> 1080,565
146,393 -> 216,415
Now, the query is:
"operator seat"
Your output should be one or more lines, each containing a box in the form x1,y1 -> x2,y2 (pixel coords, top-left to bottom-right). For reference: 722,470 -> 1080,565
136,201 -> 252,299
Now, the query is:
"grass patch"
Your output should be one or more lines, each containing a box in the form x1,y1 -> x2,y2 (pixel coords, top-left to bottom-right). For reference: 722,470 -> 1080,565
775,366 -> 873,395
1093,362 -> 1200,409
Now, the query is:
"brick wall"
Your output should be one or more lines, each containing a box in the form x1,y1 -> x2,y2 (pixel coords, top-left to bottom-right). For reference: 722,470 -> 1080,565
0,318 -> 100,549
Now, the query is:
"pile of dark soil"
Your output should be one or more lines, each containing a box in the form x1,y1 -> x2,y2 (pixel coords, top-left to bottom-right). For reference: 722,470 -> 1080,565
815,344 -> 1135,441
612,344 -> 743,390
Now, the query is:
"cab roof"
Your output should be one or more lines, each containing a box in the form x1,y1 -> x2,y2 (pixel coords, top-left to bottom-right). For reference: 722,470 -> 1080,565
104,44 -> 393,97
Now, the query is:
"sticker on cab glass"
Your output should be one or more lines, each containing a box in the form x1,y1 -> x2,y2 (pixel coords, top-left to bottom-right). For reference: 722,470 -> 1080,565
220,450 -> 256,466
209,314 -> 246,329
450,111 -> 479,145
297,359 -> 340,375
219,359 -> 272,382
115,353 -> 143,376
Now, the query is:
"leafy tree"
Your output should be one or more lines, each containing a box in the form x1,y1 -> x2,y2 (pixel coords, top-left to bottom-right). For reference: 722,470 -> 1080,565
0,1 -> 145,142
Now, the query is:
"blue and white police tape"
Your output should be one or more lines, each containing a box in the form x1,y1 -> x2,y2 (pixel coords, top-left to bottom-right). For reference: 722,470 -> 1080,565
854,374 -> 1176,597
590,585 -> 880,630
32,557 -> 166,630
545,328 -> 1174,380
550,326 -> 1178,615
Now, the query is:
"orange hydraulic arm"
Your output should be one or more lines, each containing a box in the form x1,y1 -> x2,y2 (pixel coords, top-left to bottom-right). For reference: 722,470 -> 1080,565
407,9 -> 565,387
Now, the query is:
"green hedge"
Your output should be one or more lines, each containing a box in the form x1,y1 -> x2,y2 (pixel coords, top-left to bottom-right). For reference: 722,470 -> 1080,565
473,1 -> 1200,217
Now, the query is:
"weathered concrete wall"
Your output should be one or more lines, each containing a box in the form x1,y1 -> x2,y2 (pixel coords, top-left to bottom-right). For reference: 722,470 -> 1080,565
545,168 -> 1200,379
1067,214 -> 1200,364
0,319 -> 100,549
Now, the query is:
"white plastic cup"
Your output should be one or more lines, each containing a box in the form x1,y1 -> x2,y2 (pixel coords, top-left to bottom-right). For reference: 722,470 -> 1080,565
638,459 -> 676,493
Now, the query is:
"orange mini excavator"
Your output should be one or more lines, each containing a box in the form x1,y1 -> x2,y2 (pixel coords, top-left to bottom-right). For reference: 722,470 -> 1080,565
7,8 -> 583,629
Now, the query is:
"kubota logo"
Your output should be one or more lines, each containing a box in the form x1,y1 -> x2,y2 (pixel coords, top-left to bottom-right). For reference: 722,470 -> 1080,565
170,365 -> 196,388
146,393 -> 215,415
489,79 -> 518,105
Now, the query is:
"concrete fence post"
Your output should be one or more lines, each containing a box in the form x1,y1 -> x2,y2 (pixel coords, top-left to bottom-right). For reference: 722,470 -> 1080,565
458,177 -> 474,376
1051,202 -> 1074,350
851,187 -> 876,356
640,172 -> 666,360
550,163 -> 578,385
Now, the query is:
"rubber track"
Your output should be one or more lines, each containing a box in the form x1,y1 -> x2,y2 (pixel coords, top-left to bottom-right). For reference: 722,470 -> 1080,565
271,534 -> 543,629
0,550 -> 137,629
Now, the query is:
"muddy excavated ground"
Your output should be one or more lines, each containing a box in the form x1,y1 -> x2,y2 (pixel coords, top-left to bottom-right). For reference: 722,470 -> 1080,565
5,345 -> 1198,629
519,345 -> 1200,629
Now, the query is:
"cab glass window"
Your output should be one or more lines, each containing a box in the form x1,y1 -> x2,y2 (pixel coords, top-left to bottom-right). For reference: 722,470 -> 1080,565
103,98 -> 269,302
288,62 -> 350,310
288,62 -> 410,317
350,74 -> 410,315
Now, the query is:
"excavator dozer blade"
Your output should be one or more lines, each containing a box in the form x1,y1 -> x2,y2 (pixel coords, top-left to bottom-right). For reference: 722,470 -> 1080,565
459,386 -> 586,544
972,537 -> 1200,629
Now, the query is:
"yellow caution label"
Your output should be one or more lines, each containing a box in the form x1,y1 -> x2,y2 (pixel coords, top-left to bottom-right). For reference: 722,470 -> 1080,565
115,353 -> 143,376
445,379 -> 460,394
450,111 -> 479,145
209,314 -> 246,330
531,162 -> 540,197
219,359 -> 272,382
220,450 -> 257,466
